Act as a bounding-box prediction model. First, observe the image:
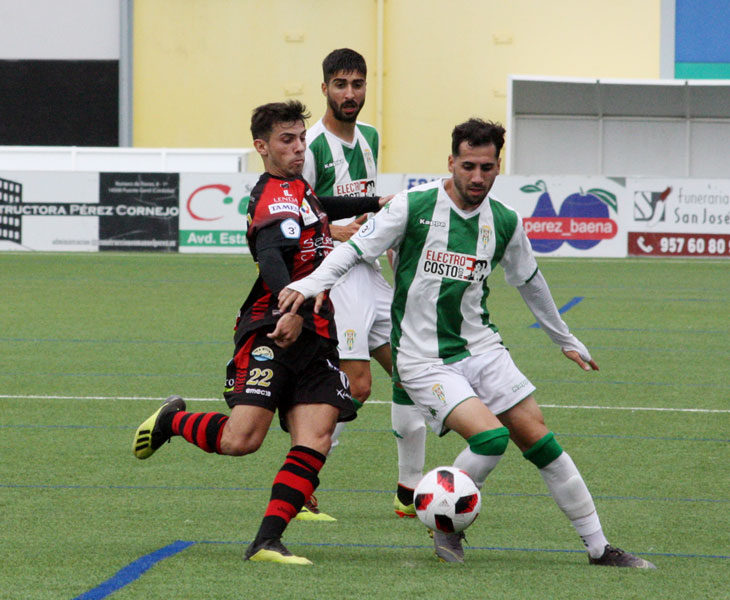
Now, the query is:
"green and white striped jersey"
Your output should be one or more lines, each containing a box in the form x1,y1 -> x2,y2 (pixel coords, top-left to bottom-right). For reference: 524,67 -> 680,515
303,119 -> 379,226
348,179 -> 538,380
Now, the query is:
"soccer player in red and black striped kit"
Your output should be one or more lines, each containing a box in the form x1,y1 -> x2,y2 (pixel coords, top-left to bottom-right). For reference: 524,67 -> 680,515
132,100 -> 387,565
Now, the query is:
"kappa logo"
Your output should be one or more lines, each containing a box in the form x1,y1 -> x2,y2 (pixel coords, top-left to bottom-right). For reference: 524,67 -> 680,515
323,158 -> 345,170
431,383 -> 447,404
418,218 -> 446,228
251,346 -> 274,361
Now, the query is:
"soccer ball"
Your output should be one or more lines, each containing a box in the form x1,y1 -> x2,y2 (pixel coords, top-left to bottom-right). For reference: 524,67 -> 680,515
414,466 -> 481,533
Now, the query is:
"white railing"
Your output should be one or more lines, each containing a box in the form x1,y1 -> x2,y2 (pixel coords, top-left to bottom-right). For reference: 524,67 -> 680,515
0,146 -> 255,173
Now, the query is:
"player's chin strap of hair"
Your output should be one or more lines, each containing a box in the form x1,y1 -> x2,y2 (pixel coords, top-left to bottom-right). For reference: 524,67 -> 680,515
516,269 -> 593,362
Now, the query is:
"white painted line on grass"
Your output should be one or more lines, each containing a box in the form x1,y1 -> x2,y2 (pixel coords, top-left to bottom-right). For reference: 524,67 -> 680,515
0,394 -> 728,413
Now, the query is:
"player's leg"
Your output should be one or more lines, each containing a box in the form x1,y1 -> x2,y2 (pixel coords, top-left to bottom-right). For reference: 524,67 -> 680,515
327,266 -> 376,451
401,364 -> 509,563
247,339 -> 354,563
132,397 -> 271,458
245,403 -> 338,566
499,396 -> 655,568
390,384 -> 426,517
370,277 -> 429,518
132,330 -> 280,459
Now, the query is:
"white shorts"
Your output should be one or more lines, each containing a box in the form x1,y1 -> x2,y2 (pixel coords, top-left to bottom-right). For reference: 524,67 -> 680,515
399,346 -> 536,436
330,261 -> 393,360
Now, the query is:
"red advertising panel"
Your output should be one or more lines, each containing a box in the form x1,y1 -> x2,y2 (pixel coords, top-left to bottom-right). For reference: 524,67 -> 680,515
628,232 -> 730,257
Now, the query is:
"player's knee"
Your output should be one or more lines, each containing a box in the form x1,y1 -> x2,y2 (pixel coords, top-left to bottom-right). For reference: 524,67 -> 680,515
219,432 -> 263,456
522,432 -> 564,469
467,427 -> 510,456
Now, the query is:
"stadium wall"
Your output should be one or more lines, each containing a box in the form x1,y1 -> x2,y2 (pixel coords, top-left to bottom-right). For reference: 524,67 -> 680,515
131,0 -> 662,173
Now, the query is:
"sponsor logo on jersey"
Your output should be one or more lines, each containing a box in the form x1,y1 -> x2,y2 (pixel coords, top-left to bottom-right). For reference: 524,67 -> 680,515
245,387 -> 272,397
344,329 -> 356,351
300,199 -> 319,225
423,249 -> 489,282
432,383 -> 447,404
419,218 -> 446,228
252,346 -> 274,361
300,232 -> 334,260
334,179 -> 374,196
268,202 -> 298,215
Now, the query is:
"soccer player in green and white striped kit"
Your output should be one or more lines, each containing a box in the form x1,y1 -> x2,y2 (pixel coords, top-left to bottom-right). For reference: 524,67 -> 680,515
281,118 -> 656,568
299,48 -> 428,522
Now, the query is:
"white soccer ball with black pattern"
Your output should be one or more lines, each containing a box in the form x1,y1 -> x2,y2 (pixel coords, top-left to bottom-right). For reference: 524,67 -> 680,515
414,466 -> 481,533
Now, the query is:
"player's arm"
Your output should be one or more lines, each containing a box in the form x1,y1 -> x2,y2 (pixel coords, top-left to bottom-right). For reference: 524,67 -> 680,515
319,194 -> 392,241
500,214 -> 598,372
317,194 -> 382,220
516,270 -> 598,371
278,241 -> 362,314
279,193 -> 405,314
253,224 -> 304,348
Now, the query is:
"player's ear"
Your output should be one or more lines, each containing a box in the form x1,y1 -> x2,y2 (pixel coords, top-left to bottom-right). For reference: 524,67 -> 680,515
321,81 -> 327,96
448,154 -> 455,174
253,138 -> 268,156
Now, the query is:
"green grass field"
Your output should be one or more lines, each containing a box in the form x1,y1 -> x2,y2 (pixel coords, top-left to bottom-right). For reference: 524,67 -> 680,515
1,252 -> 728,600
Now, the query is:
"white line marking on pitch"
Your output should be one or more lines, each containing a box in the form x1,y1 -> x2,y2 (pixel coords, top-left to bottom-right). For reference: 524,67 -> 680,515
0,394 -> 728,413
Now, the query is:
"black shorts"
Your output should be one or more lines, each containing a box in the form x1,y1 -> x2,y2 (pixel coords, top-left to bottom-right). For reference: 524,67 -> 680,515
224,327 -> 357,431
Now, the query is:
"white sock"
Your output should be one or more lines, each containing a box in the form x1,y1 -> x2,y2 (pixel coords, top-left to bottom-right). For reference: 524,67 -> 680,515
539,452 -> 609,557
453,446 -> 502,488
391,402 -> 426,488
328,421 -> 346,455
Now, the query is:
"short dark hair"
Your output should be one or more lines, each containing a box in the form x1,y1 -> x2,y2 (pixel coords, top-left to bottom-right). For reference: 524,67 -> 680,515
250,100 -> 311,141
322,48 -> 367,83
451,119 -> 506,157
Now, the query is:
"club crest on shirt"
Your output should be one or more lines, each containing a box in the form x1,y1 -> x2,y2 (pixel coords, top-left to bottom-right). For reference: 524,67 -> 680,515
363,148 -> 375,170
344,329 -> 356,350
431,383 -> 447,404
480,224 -> 492,248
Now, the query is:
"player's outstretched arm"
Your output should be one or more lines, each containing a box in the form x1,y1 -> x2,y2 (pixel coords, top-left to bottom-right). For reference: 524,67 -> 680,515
517,270 -> 599,372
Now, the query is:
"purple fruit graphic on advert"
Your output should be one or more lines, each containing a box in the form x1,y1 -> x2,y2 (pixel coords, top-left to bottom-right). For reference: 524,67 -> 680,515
559,188 -> 615,250
520,180 -> 563,252
521,181 -> 618,253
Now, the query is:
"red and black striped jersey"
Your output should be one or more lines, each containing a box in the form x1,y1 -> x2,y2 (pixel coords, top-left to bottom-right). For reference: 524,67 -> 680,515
234,173 -> 337,343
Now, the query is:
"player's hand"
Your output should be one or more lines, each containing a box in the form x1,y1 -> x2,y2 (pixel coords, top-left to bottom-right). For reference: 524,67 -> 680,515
378,194 -> 394,208
278,287 -> 306,314
562,348 -> 599,371
330,215 -> 367,242
267,313 -> 303,348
